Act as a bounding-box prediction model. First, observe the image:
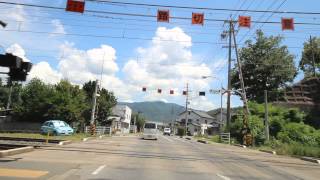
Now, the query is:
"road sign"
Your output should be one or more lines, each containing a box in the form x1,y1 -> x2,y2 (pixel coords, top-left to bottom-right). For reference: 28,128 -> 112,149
239,16 -> 251,28
281,18 -> 294,30
157,10 -> 170,22
192,13 -> 204,25
66,0 -> 85,13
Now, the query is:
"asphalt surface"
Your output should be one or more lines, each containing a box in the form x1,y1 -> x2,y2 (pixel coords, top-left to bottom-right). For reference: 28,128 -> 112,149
0,135 -> 319,180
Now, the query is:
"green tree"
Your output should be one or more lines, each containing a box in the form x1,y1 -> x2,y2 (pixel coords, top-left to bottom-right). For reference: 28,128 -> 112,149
299,37 -> 320,77
232,30 -> 297,103
14,78 -> 55,122
82,80 -> 117,125
47,80 -> 87,124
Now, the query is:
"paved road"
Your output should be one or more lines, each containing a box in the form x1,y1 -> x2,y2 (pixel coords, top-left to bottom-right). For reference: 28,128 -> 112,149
0,135 -> 319,180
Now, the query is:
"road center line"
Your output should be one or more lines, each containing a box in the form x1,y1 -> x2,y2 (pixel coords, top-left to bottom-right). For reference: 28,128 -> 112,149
217,173 -> 231,180
161,135 -> 173,142
91,165 -> 106,175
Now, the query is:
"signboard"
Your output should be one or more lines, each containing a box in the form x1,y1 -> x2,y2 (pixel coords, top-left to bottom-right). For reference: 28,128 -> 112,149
66,0 -> 85,13
142,87 -> 146,92
183,90 -> 187,95
238,16 -> 251,28
170,90 -> 174,94
199,91 -> 206,96
157,10 -> 170,22
158,89 -> 162,94
192,13 -> 204,25
281,18 -> 294,30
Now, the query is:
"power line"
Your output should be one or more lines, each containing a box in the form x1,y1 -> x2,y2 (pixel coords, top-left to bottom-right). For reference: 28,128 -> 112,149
1,1 -> 320,26
86,0 -> 320,15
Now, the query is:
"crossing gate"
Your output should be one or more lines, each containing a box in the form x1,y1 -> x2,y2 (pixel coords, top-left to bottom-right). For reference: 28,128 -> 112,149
85,126 -> 111,135
220,133 -> 231,144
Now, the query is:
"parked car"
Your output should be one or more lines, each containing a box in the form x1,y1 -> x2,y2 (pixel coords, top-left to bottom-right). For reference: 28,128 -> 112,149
143,122 -> 158,140
163,128 -> 171,136
40,120 -> 74,135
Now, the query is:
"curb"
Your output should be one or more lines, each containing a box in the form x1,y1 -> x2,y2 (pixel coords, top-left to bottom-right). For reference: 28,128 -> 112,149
259,149 -> 276,155
58,140 -> 72,146
300,157 -> 320,164
197,139 -> 208,144
233,144 -> 247,148
0,146 -> 34,157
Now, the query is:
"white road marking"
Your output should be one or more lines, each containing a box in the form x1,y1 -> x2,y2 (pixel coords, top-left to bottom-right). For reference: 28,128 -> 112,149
217,173 -> 231,180
92,165 -> 106,175
161,135 -> 173,142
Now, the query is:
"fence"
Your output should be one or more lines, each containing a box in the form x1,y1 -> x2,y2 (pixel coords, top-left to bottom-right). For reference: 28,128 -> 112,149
84,126 -> 111,136
220,133 -> 231,144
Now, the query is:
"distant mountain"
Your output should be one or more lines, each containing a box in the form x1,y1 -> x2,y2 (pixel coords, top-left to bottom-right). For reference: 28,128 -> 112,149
119,101 -> 185,123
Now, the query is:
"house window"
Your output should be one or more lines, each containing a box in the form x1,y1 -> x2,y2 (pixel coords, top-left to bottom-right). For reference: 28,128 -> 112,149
188,119 -> 192,123
188,111 -> 191,115
197,119 -> 199,122
181,119 -> 186,123
205,120 -> 207,124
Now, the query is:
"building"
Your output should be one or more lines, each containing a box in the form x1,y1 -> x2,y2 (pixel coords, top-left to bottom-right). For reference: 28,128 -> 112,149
107,105 -> 132,134
176,109 -> 221,136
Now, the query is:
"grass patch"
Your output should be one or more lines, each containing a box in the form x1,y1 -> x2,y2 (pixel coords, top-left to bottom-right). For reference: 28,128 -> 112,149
275,144 -> 320,158
0,133 -> 94,142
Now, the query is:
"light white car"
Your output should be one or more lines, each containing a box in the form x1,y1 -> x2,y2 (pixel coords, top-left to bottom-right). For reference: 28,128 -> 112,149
163,128 -> 171,136
143,122 -> 158,140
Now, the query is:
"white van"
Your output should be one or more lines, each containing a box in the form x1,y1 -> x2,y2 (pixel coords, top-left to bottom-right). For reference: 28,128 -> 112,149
143,122 -> 158,140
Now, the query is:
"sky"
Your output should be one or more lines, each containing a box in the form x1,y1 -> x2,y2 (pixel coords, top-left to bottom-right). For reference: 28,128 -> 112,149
0,0 -> 320,111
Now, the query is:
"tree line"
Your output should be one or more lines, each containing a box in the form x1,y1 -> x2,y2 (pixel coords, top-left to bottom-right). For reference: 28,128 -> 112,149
0,78 -> 117,130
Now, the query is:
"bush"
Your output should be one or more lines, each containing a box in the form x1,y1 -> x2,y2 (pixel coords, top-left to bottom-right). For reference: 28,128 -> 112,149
177,127 -> 186,136
277,123 -> 320,146
275,143 -> 320,158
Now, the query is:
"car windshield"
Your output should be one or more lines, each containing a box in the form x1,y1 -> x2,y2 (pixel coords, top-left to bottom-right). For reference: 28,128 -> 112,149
53,121 -> 67,127
144,123 -> 156,129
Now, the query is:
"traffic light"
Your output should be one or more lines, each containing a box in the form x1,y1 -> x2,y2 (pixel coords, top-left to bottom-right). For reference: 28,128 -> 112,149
0,53 -> 32,81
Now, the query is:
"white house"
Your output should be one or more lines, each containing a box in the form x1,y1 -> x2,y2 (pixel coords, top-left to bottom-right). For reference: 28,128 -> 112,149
107,105 -> 132,134
176,109 -> 221,136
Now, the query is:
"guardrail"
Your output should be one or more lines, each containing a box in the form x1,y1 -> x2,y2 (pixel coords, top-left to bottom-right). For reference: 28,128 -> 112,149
84,126 -> 111,135
220,133 -> 231,144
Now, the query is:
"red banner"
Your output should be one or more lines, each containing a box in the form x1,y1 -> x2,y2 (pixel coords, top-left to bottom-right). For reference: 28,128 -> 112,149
281,18 -> 294,30
192,13 -> 204,25
66,0 -> 85,13
157,10 -> 170,22
238,16 -> 251,28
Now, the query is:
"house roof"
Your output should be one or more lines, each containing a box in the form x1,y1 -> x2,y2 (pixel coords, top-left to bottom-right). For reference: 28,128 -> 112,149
179,109 -> 214,119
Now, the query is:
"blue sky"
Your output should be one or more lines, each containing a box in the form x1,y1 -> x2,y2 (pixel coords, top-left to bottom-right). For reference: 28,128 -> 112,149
0,0 -> 319,110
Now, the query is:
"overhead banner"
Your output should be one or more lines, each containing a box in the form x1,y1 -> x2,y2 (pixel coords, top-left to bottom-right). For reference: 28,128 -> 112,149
157,10 -> 170,22
66,0 -> 85,13
192,13 -> 204,25
238,16 -> 251,28
281,18 -> 294,30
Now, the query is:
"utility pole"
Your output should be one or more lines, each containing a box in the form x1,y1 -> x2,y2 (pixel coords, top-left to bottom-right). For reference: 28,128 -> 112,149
226,20 -> 232,132
264,90 -> 270,141
185,83 -> 189,136
231,22 -> 252,146
90,79 -> 99,135
310,35 -> 316,77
